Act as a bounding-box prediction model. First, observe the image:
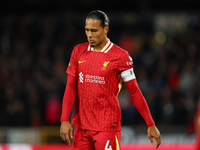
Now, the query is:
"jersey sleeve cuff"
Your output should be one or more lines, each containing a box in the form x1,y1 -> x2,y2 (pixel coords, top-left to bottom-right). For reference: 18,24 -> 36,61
60,118 -> 69,122
147,121 -> 155,127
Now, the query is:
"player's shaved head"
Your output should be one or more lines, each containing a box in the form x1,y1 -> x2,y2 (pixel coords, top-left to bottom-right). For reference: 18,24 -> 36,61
86,10 -> 109,28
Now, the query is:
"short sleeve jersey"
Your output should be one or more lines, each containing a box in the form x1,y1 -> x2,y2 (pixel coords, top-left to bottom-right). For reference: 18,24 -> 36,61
67,40 -> 133,131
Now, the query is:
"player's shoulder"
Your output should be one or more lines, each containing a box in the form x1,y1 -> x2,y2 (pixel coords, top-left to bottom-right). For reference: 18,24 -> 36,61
112,43 -> 130,56
73,42 -> 89,53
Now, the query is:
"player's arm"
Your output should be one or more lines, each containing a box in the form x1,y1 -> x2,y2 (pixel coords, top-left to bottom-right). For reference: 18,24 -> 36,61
121,68 -> 161,149
60,74 -> 77,145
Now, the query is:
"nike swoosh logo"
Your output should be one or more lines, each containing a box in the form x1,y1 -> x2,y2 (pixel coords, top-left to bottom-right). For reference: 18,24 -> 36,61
78,60 -> 86,64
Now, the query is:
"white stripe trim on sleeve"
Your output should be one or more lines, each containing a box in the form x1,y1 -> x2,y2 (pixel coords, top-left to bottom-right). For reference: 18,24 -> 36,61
120,68 -> 136,82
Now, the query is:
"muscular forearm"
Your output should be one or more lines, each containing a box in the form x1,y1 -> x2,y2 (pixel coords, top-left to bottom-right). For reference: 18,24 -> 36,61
60,74 -> 77,121
125,79 -> 155,127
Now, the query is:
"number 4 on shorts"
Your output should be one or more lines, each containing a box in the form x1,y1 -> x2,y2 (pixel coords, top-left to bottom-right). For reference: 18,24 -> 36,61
105,140 -> 112,150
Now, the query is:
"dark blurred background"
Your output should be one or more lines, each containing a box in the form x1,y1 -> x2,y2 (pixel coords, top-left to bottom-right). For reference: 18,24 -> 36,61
1,0 -> 200,13
0,0 -> 200,136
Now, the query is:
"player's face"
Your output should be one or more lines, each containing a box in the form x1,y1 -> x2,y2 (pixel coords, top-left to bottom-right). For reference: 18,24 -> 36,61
85,18 -> 108,47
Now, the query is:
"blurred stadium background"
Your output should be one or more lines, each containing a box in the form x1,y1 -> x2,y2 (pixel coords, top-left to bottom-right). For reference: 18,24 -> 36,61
0,0 -> 200,149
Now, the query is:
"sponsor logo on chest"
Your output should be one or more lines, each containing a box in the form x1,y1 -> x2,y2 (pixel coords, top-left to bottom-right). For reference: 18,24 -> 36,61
79,72 -> 105,84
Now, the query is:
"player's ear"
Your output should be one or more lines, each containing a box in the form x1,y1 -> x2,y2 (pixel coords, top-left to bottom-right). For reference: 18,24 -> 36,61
104,26 -> 109,34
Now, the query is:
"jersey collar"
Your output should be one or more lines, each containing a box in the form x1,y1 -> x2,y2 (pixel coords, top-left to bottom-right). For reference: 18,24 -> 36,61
87,39 -> 113,53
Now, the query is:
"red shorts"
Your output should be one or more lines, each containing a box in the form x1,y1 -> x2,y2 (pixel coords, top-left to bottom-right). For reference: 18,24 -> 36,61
72,128 -> 121,150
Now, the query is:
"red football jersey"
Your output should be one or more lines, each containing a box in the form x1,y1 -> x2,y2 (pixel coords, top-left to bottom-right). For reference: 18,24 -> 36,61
67,40 -> 133,131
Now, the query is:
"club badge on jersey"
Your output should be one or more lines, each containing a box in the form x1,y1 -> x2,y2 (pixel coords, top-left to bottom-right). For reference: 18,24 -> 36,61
101,61 -> 110,70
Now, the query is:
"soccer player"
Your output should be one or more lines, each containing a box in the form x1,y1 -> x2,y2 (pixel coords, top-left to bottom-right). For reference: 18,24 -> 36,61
60,10 -> 161,150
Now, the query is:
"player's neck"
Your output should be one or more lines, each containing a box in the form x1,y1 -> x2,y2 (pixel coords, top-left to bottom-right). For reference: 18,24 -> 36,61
93,38 -> 109,52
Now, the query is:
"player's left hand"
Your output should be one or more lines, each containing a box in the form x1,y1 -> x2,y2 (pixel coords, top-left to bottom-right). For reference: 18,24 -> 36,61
147,125 -> 161,149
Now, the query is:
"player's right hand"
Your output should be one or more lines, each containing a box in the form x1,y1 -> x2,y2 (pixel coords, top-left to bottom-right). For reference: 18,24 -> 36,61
60,121 -> 73,145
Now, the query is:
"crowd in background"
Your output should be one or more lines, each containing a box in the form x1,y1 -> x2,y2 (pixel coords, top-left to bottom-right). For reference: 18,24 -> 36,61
0,12 -> 199,132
